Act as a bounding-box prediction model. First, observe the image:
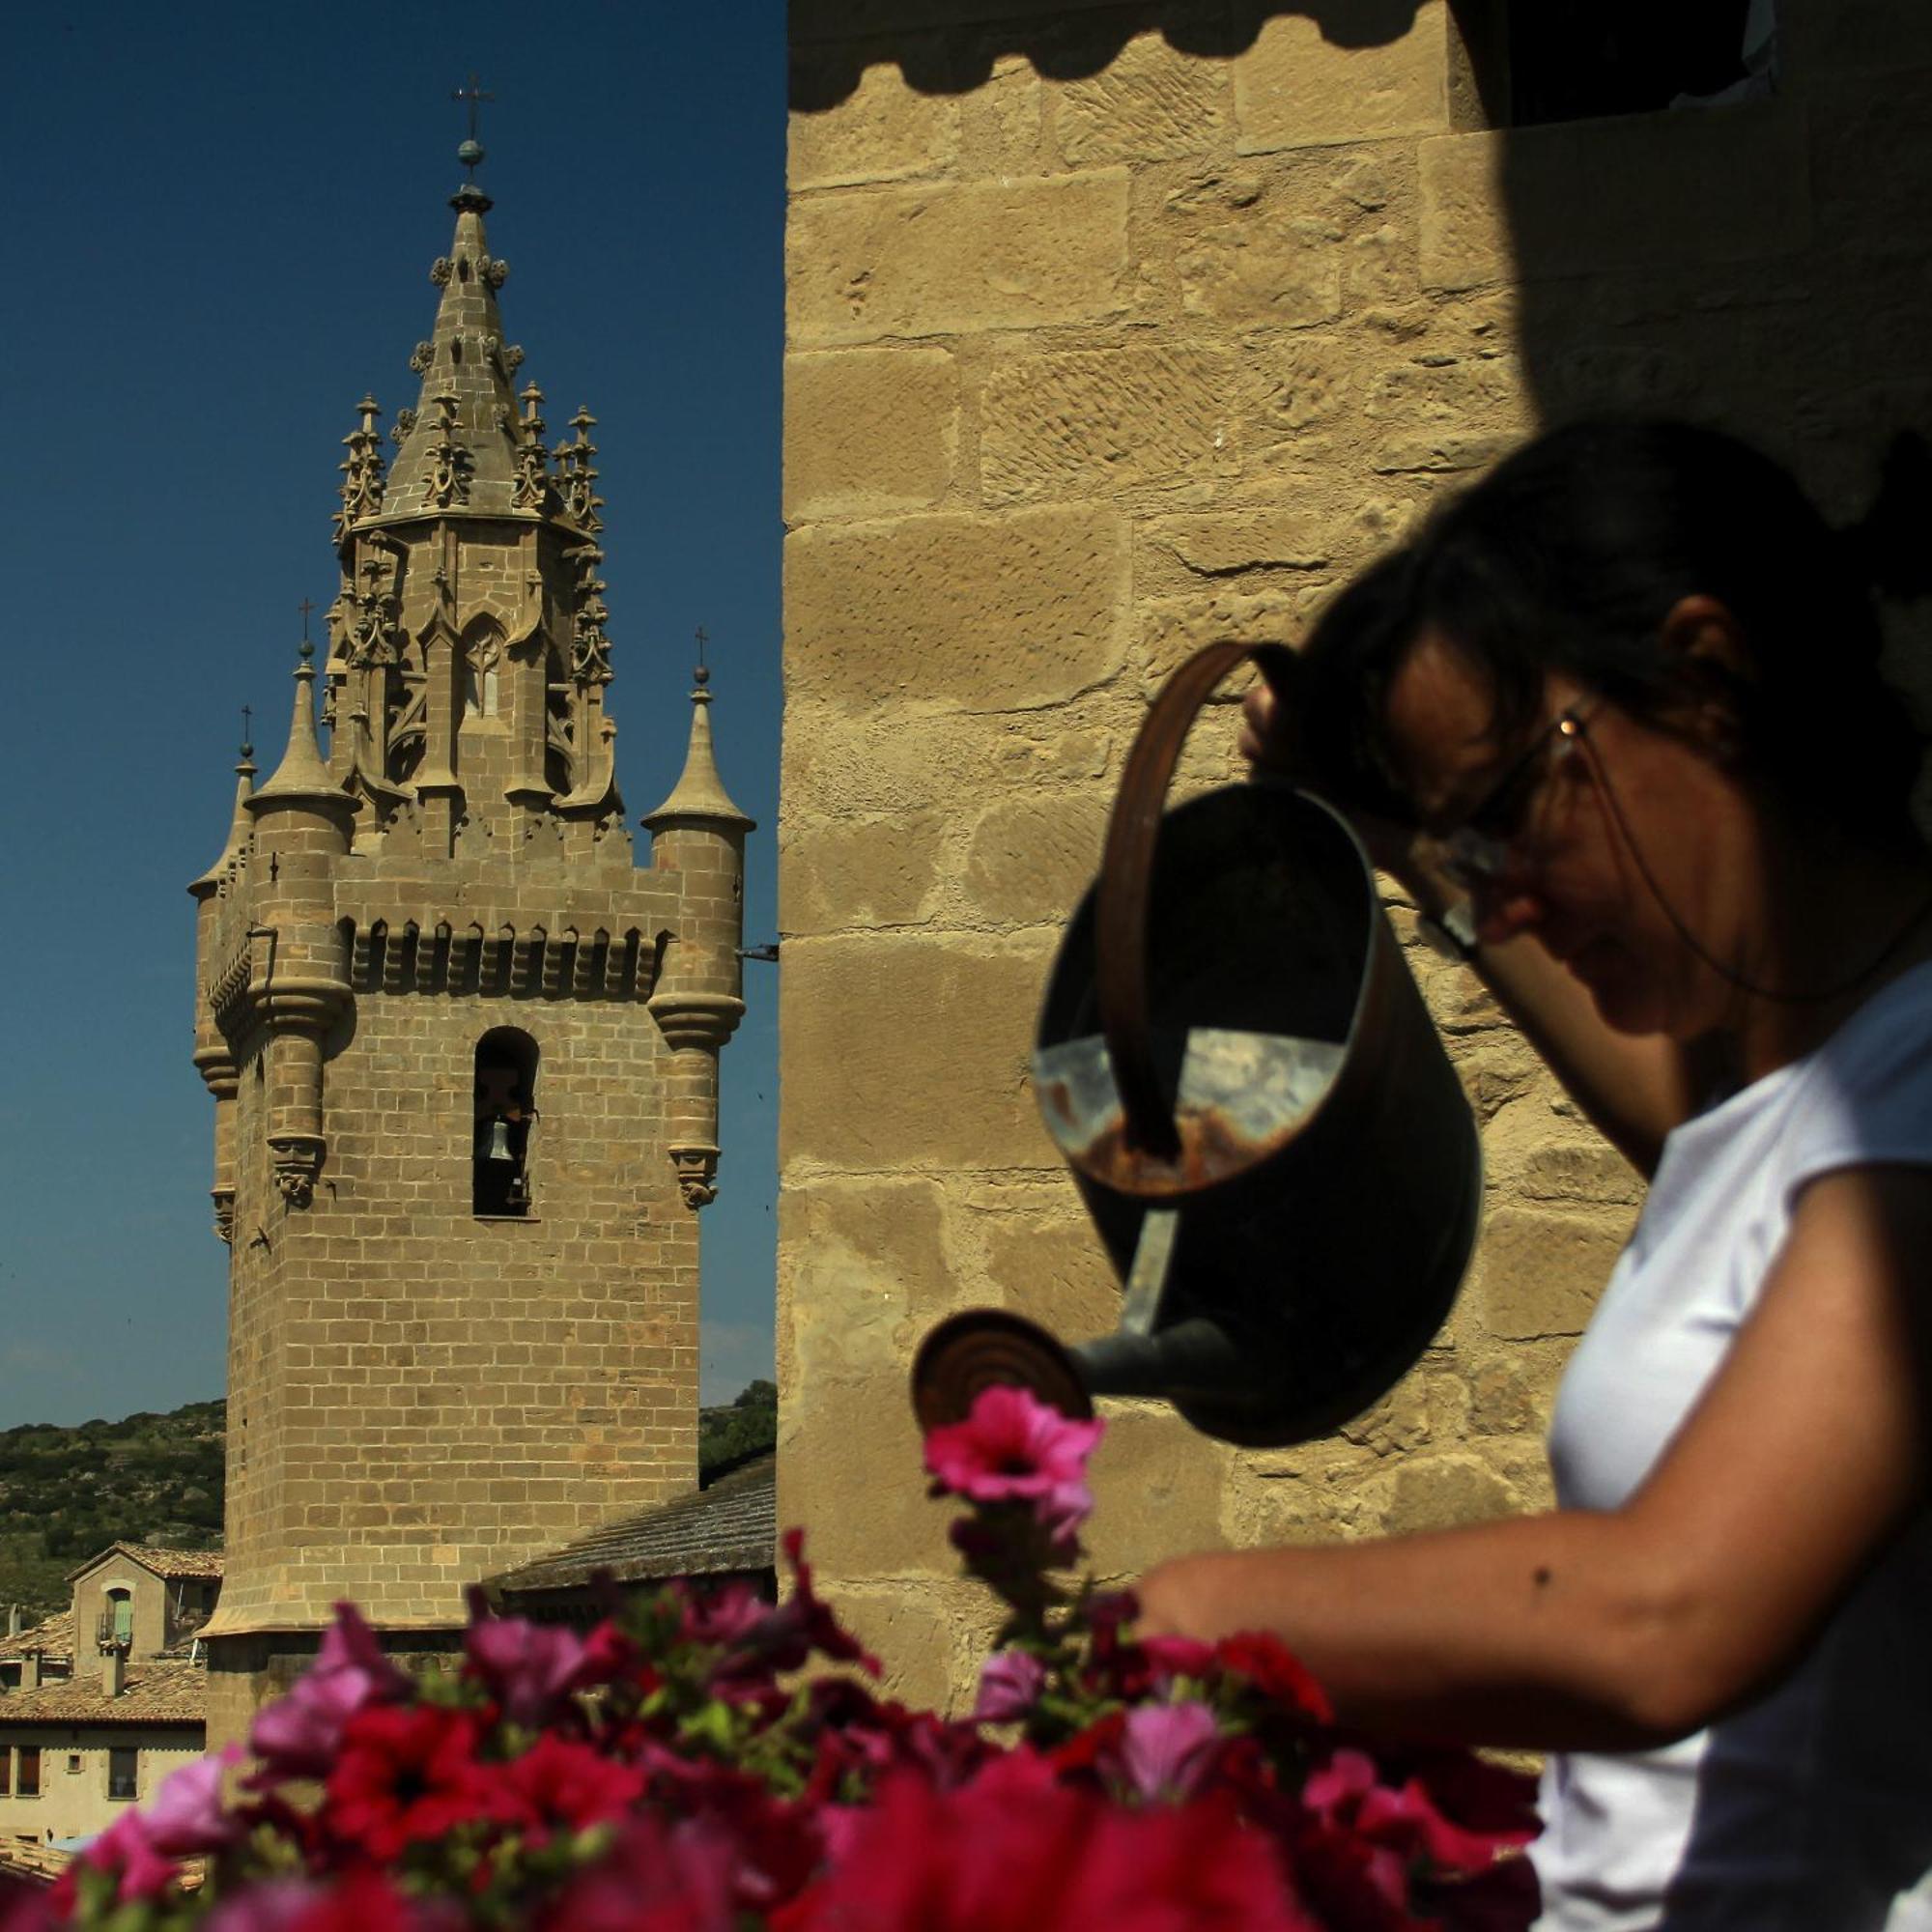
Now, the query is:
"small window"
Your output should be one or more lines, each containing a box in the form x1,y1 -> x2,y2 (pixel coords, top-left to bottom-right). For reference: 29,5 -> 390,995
17,1748 -> 39,1798
107,1748 -> 137,1802
462,621 -> 504,719
1,1749 -> 12,1797
473,1029 -> 538,1217
100,1587 -> 133,1649
65,1755 -> 80,1776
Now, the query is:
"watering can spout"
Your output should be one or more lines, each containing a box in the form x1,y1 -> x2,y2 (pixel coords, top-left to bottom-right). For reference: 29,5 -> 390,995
1073,1320 -> 1248,1403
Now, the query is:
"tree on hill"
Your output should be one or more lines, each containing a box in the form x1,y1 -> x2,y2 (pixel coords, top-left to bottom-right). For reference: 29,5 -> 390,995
698,1379 -> 777,1479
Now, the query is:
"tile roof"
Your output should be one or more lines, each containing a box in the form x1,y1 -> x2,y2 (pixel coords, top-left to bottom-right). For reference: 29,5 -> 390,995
0,1659 -> 206,1727
0,1840 -> 71,1888
65,1544 -> 223,1584
0,1610 -> 73,1662
0,1844 -> 204,1896
492,1454 -> 776,1596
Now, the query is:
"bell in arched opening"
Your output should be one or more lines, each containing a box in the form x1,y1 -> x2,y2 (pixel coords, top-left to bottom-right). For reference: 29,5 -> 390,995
472,1027 -> 538,1216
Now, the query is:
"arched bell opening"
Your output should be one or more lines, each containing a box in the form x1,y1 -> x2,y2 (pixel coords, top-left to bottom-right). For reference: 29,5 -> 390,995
472,1027 -> 539,1217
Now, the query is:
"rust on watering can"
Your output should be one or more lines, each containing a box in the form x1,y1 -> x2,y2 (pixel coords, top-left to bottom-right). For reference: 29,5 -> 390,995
912,639 -> 1483,1449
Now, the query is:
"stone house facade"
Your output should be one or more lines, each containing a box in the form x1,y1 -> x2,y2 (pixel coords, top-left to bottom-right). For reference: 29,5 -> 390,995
65,1547 -> 220,1667
0,1669 -> 206,1850
188,150 -> 753,1747
0,1548 -> 217,1848
778,0 -> 1932,1706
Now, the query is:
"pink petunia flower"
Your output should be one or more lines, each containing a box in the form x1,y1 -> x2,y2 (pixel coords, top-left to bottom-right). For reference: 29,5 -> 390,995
0,1877 -> 57,1932
972,1648 -> 1048,1723
923,1386 -> 1105,1539
202,1872 -> 462,1932
1111,1699 -> 1225,1804
1306,1747 -> 1535,1877
536,1811 -> 739,1932
78,1809 -> 179,1905
249,1604 -> 409,1784
717,1530 -> 878,1682
1139,1634 -> 1217,1685
680,1577 -> 770,1648
772,1752 -> 1319,1932
463,1593 -> 625,1728
143,1746 -> 244,1857
73,1749 -> 245,1905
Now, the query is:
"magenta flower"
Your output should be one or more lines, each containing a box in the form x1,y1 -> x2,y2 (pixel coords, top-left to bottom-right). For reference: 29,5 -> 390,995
203,1873 -> 462,1932
536,1812 -> 738,1932
681,1577 -> 769,1648
0,1878 -> 58,1932
1112,1699 -> 1224,1803
923,1384 -> 1104,1538
144,1747 -> 243,1856
78,1810 -> 178,1905
721,1530 -> 878,1680
249,1604 -> 408,1783
1307,1747 -> 1536,1878
1139,1634 -> 1216,1686
464,1595 -> 622,1728
972,1648 -> 1048,1723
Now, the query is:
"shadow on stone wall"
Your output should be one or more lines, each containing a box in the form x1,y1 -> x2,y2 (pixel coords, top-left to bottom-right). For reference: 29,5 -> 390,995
792,2 -> 1426,105
791,0 -> 1932,622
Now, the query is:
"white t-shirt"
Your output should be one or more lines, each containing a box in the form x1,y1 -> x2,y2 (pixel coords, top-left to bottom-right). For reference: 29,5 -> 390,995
1532,961 -> 1932,1932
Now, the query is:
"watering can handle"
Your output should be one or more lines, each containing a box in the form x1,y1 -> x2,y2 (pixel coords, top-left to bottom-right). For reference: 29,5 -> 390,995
1095,639 -> 1303,1159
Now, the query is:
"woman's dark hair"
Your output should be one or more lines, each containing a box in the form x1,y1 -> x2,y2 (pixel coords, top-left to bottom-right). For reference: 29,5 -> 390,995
1299,419 -> 1928,838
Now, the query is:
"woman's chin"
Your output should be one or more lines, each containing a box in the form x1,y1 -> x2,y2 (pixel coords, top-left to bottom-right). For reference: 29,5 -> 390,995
1574,945 -> 1670,1036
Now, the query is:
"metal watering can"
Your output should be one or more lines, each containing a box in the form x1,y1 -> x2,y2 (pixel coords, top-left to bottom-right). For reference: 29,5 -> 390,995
912,640 -> 1482,1448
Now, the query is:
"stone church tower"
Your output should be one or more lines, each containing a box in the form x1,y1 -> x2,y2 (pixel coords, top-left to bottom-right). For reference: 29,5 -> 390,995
187,143 -> 751,1735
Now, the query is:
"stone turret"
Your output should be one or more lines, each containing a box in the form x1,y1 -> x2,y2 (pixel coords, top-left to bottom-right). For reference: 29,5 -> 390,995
644,663 -> 755,1208
242,645 -> 358,1210
186,736 -> 257,1245
187,137 -> 752,1747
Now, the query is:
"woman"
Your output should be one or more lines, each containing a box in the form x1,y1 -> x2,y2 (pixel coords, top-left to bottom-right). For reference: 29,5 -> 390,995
1135,421 -> 1932,1929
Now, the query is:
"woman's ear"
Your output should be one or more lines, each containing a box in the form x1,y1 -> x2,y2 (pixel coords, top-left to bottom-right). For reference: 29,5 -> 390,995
1660,593 -> 1752,755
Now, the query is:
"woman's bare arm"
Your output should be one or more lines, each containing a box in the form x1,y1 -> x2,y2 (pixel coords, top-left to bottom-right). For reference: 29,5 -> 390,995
1134,1164 -> 1932,1748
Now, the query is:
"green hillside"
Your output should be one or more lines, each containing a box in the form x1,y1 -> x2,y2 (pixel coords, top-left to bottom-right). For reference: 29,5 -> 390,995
0,1382 -> 778,1625
0,1400 -> 225,1623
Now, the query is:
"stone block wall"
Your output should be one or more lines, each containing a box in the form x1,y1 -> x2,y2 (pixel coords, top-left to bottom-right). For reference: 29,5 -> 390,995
215,986 -> 696,1642
781,0 -> 1932,1709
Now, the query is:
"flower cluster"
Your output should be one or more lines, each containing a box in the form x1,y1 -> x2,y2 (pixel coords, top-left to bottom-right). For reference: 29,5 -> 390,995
0,1388 -> 1537,1931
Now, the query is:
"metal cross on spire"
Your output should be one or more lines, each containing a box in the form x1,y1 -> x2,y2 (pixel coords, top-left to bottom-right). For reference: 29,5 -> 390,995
694,625 -> 711,688
453,73 -> 494,175
298,597 -> 316,641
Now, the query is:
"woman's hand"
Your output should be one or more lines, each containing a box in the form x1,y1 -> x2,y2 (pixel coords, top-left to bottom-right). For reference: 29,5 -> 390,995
1134,1554 -> 1220,1642
1238,671 -> 1303,778
1239,662 -> 1445,901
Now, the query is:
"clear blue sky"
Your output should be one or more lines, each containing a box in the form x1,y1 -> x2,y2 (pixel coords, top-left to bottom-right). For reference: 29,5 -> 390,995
0,4 -> 785,1423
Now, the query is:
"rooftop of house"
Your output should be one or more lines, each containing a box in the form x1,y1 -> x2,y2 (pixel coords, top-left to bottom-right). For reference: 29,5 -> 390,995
65,1544 -> 224,1585
0,1611 -> 74,1663
0,1659 -> 206,1728
0,1840 -> 72,1888
492,1453 -> 776,1597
